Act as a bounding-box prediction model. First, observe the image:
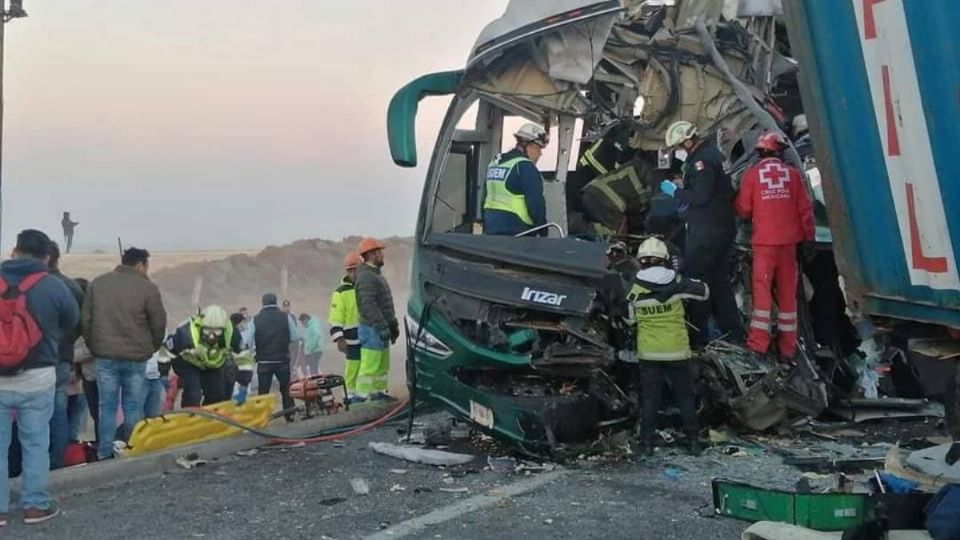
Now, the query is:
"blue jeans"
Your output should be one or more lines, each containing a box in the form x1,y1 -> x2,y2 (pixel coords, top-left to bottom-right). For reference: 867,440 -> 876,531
96,359 -> 146,459
67,393 -> 88,442
0,385 -> 56,513
142,377 -> 166,419
49,362 -> 71,469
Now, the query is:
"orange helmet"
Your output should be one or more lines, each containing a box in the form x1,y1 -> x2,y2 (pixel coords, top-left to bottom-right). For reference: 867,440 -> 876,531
343,253 -> 363,269
357,237 -> 386,256
755,132 -> 785,153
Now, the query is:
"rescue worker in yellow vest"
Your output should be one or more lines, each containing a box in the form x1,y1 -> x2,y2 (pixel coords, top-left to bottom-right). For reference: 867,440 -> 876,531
166,305 -> 246,407
627,238 -> 709,457
329,253 -> 363,403
483,123 -> 550,236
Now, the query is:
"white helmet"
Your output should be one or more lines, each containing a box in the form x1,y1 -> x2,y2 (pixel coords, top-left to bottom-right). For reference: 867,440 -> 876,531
664,120 -> 698,148
637,237 -> 669,261
515,123 -> 549,147
792,114 -> 808,134
201,305 -> 230,329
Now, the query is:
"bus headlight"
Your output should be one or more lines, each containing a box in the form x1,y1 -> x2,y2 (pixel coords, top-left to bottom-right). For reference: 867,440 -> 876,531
404,315 -> 453,359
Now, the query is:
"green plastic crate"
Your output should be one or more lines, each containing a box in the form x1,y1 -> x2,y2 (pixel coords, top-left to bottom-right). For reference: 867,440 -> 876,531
795,493 -> 871,531
712,479 -> 871,531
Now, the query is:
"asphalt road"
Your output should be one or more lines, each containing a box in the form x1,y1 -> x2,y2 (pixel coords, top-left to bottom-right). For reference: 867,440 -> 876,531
5,417 -> 764,539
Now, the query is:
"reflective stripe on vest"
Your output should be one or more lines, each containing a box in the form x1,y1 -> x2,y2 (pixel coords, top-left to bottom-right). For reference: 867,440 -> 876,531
484,156 -> 534,226
182,319 -> 233,370
585,164 -> 645,213
579,138 -> 610,175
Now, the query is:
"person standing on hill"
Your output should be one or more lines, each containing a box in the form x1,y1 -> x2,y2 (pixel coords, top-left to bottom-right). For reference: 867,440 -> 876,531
355,238 -> 398,401
82,247 -> 167,460
60,213 -> 78,255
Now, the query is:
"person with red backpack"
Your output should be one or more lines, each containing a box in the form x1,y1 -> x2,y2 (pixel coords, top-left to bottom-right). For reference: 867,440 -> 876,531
0,230 -> 79,526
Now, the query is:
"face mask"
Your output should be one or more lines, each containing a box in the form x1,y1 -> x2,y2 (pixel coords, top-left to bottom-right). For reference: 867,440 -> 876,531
201,327 -> 223,345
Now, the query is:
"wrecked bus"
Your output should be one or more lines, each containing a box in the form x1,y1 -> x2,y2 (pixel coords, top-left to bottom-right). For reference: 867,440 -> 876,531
388,0 -> 959,451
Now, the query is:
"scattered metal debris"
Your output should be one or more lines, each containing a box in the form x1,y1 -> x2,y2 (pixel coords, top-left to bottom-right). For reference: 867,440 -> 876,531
350,478 -> 370,496
369,442 -> 475,467
175,453 -> 207,469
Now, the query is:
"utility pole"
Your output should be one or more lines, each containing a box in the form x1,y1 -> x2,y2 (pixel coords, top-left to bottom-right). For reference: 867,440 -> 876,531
0,1 -> 28,254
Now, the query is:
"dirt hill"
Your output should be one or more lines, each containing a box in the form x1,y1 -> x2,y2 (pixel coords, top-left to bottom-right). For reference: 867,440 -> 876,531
150,237 -> 414,325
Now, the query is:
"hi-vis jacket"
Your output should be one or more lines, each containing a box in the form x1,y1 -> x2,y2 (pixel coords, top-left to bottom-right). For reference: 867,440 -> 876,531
329,276 -> 359,346
165,316 -> 243,370
627,267 -> 710,361
482,148 -> 546,235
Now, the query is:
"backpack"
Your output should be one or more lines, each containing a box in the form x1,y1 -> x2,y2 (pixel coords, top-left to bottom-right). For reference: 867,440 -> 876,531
0,273 -> 45,371
926,483 -> 960,540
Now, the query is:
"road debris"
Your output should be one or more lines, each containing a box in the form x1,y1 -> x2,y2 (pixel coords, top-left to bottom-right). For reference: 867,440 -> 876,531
319,497 -> 346,506
487,456 -> 517,474
175,453 -> 207,469
390,484 -> 406,493
236,449 -> 259,457
369,442 -> 475,467
389,469 -> 409,475
350,478 -> 370,496
438,487 -> 469,494
905,443 -> 960,483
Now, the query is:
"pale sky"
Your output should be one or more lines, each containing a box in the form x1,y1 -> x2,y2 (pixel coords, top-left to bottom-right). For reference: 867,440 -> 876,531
2,0 -> 508,251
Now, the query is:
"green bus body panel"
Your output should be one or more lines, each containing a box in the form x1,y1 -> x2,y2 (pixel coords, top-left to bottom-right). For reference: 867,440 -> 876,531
387,71 -> 463,168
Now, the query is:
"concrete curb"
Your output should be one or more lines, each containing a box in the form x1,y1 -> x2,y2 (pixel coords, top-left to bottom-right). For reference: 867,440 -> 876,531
14,401 -> 397,496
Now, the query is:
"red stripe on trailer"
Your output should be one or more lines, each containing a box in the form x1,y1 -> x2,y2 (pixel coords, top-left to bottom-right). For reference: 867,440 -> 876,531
906,183 -> 948,273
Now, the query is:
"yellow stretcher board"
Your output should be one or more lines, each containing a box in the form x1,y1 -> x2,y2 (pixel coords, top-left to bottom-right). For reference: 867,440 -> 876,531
126,394 -> 277,456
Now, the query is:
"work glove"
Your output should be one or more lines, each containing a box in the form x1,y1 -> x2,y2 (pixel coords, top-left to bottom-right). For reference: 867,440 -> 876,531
389,321 -> 400,345
660,180 -> 678,197
232,383 -> 248,406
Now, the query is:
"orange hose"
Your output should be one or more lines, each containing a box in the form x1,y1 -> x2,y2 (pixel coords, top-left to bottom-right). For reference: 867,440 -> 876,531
265,399 -> 410,445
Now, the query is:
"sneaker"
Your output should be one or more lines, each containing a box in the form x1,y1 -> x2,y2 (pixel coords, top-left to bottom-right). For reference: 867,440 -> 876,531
24,505 -> 60,525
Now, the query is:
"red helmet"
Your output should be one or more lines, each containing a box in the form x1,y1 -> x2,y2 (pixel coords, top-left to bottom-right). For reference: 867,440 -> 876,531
755,132 -> 785,153
357,237 -> 386,256
343,253 -> 363,269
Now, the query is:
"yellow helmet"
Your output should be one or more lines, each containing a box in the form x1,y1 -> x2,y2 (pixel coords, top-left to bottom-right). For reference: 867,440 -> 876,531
637,237 -> 669,261
664,120 -> 698,148
200,305 -> 230,329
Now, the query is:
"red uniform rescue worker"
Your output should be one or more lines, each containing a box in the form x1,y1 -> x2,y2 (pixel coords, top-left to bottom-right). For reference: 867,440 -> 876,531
735,132 -> 815,361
